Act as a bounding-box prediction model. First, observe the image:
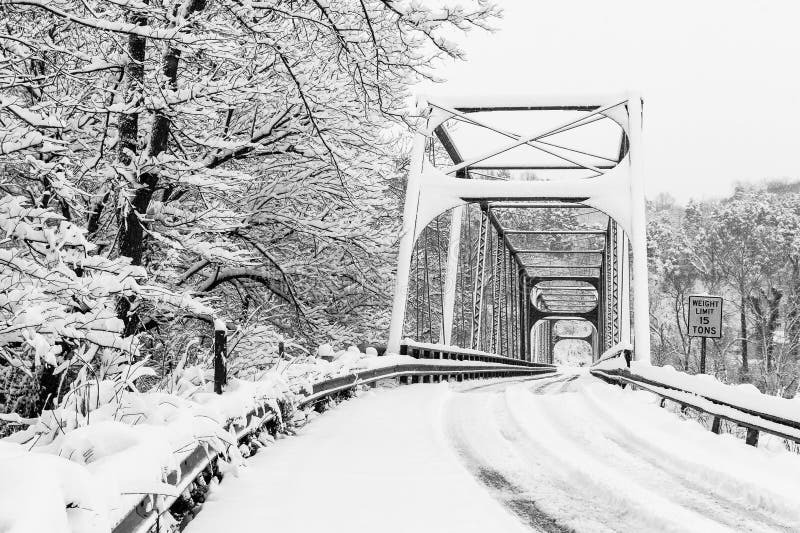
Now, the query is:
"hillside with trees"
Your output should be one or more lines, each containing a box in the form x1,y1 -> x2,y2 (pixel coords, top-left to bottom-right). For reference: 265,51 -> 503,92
648,181 -> 800,397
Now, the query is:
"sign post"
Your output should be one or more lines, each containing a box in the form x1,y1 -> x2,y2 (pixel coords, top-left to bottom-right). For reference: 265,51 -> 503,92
688,295 -> 723,373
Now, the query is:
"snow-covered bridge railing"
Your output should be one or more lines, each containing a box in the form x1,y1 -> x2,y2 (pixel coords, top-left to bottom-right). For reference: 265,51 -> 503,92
591,353 -> 800,448
399,340 -> 546,368
113,351 -> 555,533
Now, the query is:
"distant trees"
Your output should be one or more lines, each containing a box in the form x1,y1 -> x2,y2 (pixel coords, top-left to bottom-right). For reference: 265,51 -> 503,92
647,183 -> 800,396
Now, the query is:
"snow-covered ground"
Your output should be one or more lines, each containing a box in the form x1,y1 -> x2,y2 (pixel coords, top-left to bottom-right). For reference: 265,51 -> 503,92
185,370 -> 800,533
184,382 -> 530,533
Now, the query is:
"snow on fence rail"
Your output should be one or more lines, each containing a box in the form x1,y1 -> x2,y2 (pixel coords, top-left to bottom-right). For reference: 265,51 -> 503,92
591,350 -> 800,447
400,340 -> 544,367
1,344 -> 554,533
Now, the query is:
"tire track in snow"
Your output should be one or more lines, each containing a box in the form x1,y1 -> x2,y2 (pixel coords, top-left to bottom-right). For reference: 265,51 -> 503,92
577,382 -> 800,532
445,379 -> 575,533
548,374 -> 580,394
489,388 -> 667,532
502,385 -> 733,532
473,466 -> 573,533
456,373 -> 564,394
447,375 -> 642,532
531,384 -> 786,532
447,374 -> 800,532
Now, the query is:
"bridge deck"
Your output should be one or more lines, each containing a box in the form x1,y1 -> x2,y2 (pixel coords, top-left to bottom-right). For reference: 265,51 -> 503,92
186,372 -> 800,533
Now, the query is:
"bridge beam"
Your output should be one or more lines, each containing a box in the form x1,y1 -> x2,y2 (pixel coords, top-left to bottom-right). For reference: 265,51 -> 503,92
441,205 -> 463,345
387,133 -> 426,354
628,97 -> 650,362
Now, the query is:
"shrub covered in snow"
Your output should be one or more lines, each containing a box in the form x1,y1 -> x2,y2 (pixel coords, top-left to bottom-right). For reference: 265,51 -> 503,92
0,195 -> 217,419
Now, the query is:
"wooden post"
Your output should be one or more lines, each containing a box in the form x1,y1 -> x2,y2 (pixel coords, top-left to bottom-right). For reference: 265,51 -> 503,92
214,321 -> 228,394
711,416 -> 721,434
745,427 -> 759,447
700,337 -> 707,374
36,362 -> 60,412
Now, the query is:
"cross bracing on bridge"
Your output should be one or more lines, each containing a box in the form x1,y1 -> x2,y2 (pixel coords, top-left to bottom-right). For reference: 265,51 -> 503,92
387,95 -> 649,364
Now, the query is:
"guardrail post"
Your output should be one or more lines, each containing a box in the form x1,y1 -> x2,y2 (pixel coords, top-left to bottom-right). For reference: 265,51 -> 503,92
745,428 -> 759,447
214,321 -> 228,394
711,416 -> 721,434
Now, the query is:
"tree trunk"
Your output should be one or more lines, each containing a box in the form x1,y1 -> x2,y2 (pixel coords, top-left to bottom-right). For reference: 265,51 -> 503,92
766,287 -> 782,372
116,0 -> 207,335
788,258 -> 800,361
740,294 -> 749,374
749,294 -> 764,363
115,7 -> 148,333
118,0 -> 207,267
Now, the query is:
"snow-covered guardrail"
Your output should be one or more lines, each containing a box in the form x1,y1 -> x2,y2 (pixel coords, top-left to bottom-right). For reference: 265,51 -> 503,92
591,342 -> 633,368
113,349 -> 555,533
400,340 -> 545,367
112,400 -> 278,533
591,357 -> 800,448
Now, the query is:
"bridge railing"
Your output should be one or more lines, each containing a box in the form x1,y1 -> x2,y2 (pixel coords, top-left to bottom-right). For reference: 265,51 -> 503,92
114,346 -> 555,533
590,348 -> 800,448
400,340 -> 546,368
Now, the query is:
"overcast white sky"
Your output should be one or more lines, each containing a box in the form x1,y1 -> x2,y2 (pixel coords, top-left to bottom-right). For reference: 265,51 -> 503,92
417,0 -> 800,202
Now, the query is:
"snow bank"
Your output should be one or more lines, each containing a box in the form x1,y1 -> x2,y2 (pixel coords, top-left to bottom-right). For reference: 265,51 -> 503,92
0,367 -> 296,532
594,358 -> 800,424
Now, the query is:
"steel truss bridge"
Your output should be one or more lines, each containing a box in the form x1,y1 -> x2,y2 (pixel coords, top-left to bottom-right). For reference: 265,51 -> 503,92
113,95 -> 800,533
386,94 -> 649,365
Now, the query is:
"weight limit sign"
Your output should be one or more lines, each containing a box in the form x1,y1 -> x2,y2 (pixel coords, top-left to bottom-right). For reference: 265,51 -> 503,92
688,295 -> 723,338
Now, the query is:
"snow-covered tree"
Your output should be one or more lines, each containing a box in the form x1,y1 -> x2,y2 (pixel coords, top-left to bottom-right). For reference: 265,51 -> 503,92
1,0 -> 500,351
647,184 -> 800,396
0,194 -> 213,418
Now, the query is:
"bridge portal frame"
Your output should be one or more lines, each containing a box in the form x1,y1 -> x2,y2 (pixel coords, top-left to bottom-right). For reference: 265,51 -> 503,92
387,95 -> 649,363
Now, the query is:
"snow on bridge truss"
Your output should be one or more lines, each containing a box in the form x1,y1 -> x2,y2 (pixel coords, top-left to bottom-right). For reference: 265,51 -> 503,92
387,95 -> 650,364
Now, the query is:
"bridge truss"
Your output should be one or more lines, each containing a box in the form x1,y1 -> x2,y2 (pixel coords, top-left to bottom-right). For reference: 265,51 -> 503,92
387,95 -> 649,363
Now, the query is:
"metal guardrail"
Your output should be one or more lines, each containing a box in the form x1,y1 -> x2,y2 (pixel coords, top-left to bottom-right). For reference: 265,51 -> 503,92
400,342 -> 547,368
591,367 -> 800,447
113,351 -> 556,533
590,343 -> 632,368
112,401 -> 277,533
303,362 -> 555,406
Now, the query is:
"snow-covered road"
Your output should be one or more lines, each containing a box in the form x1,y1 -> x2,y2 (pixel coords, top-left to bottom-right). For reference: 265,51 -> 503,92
185,371 -> 800,533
